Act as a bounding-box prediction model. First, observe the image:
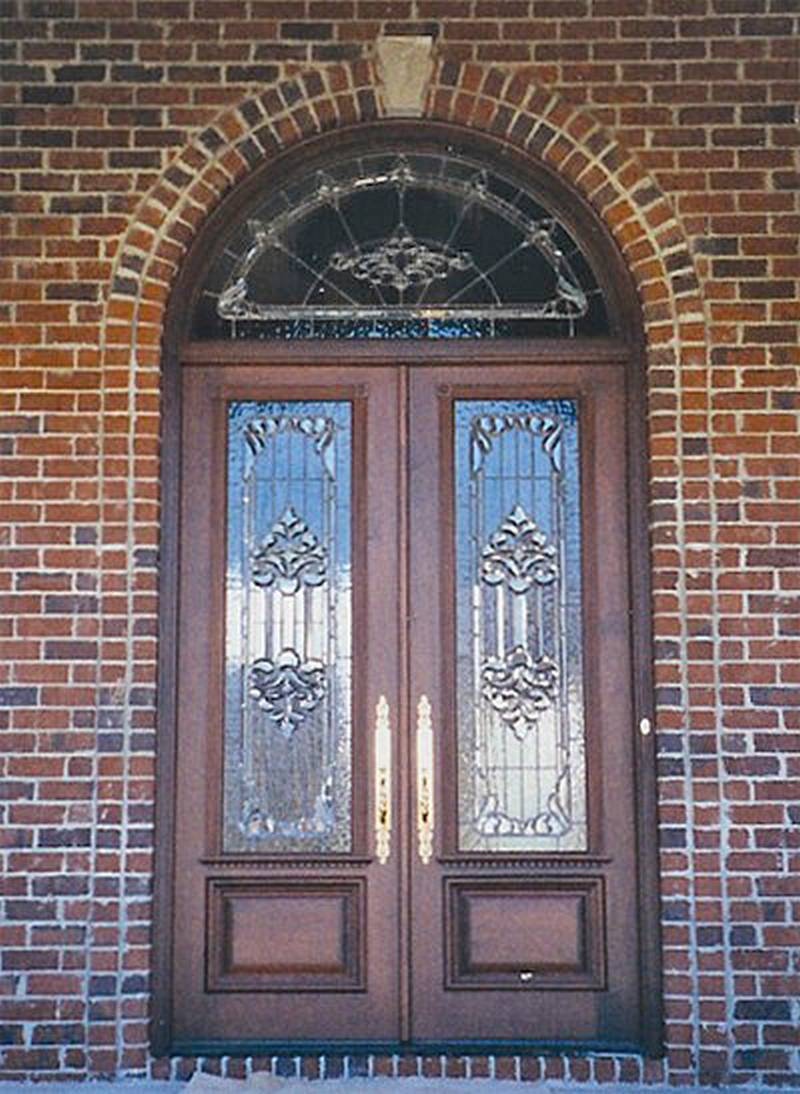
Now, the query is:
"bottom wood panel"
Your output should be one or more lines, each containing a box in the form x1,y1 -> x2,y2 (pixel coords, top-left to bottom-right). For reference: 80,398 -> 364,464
446,877 -> 606,991
206,878 -> 366,992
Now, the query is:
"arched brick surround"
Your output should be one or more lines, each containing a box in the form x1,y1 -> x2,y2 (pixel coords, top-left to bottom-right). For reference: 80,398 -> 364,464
105,58 -> 705,359
96,58 -> 723,1084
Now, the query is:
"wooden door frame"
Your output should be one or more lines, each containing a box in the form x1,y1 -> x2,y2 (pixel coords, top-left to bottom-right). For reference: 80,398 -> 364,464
152,122 -> 662,1058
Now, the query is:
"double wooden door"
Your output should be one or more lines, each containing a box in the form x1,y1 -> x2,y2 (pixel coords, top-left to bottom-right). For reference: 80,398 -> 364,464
165,352 -> 656,1053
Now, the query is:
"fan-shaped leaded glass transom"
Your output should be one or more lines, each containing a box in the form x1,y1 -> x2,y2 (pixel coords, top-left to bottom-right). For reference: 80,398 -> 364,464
192,148 -> 610,340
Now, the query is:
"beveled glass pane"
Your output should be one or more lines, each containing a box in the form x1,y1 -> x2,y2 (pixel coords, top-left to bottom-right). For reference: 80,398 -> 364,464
191,148 -> 610,340
223,400 -> 352,853
454,398 -> 587,853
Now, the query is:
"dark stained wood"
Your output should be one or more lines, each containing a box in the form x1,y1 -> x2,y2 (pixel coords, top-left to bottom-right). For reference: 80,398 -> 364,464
168,363 -> 403,1047
150,262 -> 185,1057
406,362 -> 651,1049
624,345 -> 665,1057
397,362 -> 413,1045
152,120 -> 661,1057
179,338 -> 631,365
207,879 -> 365,991
446,878 -> 606,988
155,351 -> 662,1054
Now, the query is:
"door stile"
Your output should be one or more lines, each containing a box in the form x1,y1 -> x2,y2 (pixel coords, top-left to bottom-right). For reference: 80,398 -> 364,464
572,384 -> 604,856
397,363 -> 413,1044
405,366 -> 447,1041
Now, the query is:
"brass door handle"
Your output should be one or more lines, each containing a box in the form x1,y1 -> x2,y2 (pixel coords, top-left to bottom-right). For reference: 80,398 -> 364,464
416,694 -> 434,864
374,695 -> 392,864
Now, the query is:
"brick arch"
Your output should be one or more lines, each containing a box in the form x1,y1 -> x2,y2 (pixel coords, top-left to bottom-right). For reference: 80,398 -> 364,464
428,61 -> 706,354
102,56 -> 704,365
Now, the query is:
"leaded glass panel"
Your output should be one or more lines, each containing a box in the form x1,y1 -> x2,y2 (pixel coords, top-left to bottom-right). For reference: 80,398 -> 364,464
192,150 -> 610,340
224,400 -> 352,853
455,398 -> 587,853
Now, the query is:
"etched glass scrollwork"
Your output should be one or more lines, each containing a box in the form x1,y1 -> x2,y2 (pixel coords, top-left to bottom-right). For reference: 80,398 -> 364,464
455,398 -> 587,853
224,400 -> 352,853
192,149 -> 610,340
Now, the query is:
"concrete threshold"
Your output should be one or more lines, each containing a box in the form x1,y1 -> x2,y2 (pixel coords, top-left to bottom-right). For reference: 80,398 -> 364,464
0,1079 -> 777,1093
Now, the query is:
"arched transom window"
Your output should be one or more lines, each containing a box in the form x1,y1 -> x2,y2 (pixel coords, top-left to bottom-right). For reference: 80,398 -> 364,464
192,147 -> 611,341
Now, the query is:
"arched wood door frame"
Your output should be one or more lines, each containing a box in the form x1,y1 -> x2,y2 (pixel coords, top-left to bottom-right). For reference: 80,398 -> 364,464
152,121 -> 662,1057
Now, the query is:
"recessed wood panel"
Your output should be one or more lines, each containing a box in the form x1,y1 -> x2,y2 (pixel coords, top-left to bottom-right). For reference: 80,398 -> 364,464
446,878 -> 606,990
207,879 -> 365,992
469,894 -> 583,971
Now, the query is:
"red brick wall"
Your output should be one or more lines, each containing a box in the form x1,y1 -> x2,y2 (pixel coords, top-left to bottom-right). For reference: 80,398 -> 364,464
1,0 -> 799,1085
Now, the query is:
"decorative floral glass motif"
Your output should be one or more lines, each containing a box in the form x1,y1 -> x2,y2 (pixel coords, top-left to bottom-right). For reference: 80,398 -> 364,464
251,505 -> 327,594
224,400 -> 353,853
455,398 -> 587,853
330,225 -> 473,294
191,149 -> 610,340
481,646 -> 559,743
249,649 -> 327,739
480,504 -> 558,593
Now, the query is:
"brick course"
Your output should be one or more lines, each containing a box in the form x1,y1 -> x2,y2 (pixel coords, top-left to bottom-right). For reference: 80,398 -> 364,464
1,0 -> 799,1085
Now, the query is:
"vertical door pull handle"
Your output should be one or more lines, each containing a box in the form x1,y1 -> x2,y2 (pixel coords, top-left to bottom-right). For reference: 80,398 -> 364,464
416,694 -> 434,865
374,695 -> 392,864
